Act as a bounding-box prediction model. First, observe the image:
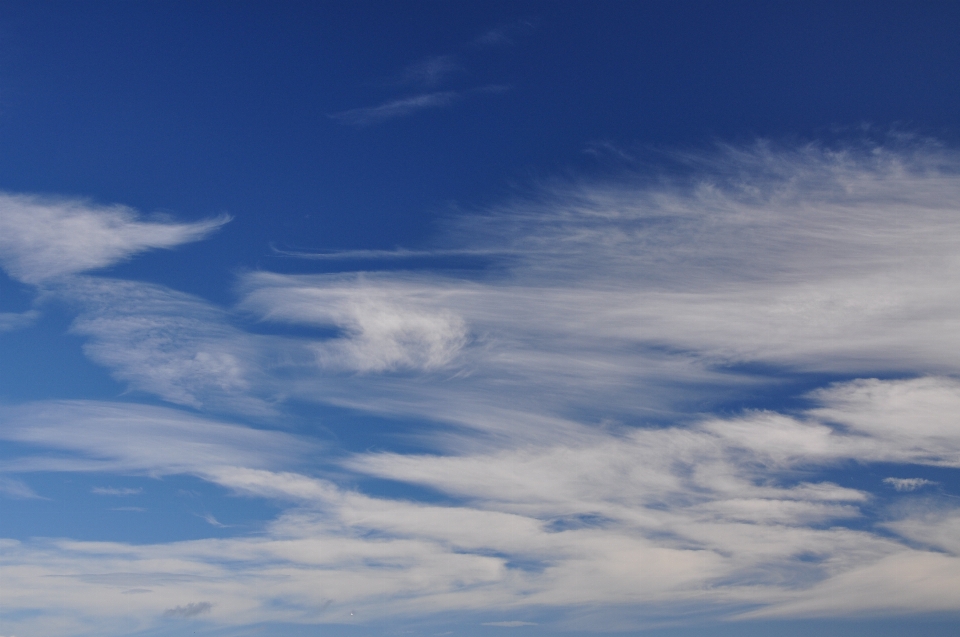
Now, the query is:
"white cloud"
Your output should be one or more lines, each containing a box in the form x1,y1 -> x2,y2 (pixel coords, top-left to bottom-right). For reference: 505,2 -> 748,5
809,377 -> 960,459
162,601 -> 212,618
215,142 -> 960,434
445,142 -> 960,377
345,378 -> 958,543
54,273 -> 469,411
883,477 -> 936,491
0,400 -> 309,476
3,375 -> 960,635
240,272 -> 468,372
0,193 -> 227,284
61,277 -> 275,413
703,378 -> 960,469
883,508 -> 960,554
736,551 -> 960,618
198,513 -> 227,527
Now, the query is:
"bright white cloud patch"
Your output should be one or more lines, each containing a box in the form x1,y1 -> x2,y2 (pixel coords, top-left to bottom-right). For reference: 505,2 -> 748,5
0,193 -> 227,284
3,142 -> 960,636
240,272 -> 469,372
884,477 -> 936,491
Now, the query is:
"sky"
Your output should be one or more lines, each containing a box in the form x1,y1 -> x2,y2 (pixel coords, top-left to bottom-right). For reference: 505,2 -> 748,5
1,2 -> 960,636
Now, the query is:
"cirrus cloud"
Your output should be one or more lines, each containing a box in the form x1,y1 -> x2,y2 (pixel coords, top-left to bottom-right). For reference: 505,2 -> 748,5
0,193 -> 227,284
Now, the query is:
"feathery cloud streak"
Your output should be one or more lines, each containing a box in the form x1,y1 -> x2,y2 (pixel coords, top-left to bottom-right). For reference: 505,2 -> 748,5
329,86 -> 508,126
0,193 -> 227,284
0,401 -> 309,476
328,91 -> 460,126
391,55 -> 460,87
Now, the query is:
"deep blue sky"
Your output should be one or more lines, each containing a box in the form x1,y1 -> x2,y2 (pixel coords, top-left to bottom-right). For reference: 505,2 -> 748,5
2,3 -> 960,637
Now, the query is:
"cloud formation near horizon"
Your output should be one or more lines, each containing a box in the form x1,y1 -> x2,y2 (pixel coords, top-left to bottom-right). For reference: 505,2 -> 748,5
3,377 -> 960,634
2,140 -> 960,636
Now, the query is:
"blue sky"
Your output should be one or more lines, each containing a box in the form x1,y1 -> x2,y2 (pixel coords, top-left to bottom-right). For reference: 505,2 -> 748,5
1,2 -> 960,636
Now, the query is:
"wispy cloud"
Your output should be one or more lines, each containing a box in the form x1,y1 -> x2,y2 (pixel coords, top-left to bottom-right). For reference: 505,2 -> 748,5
474,19 -> 537,47
92,486 -> 142,496
0,400 -> 309,475
162,601 -> 212,618
333,26 -> 516,128
392,55 -> 460,87
329,91 -> 459,126
330,86 -> 509,127
483,621 -> 538,627
884,477 -> 937,491
270,245 -> 507,261
0,193 -> 228,284
61,276 -> 275,413
32,141 -> 960,427
0,309 -> 40,332
0,476 -> 42,499
3,376 -> 960,633
198,513 -> 228,527
240,272 -> 469,372
29,141 -> 960,435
